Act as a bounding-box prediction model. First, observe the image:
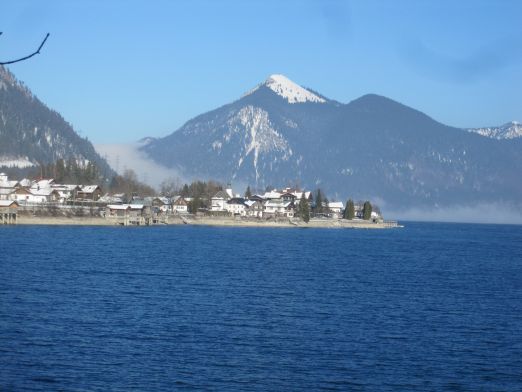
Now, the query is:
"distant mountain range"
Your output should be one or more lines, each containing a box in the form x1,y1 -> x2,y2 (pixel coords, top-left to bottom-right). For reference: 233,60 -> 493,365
467,121 -> 522,140
2,68 -> 521,211
0,66 -> 112,176
141,74 -> 522,209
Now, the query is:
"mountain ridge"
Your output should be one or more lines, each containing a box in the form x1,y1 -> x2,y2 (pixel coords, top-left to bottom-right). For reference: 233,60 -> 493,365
0,65 -> 113,176
141,74 -> 522,209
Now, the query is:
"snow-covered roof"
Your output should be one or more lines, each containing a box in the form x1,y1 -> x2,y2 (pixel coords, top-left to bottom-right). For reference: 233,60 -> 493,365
264,200 -> 292,208
263,190 -> 282,199
30,188 -> 59,196
0,180 -> 19,188
0,200 -> 18,207
80,185 -> 101,193
99,195 -> 123,204
154,197 -> 170,205
328,201 -> 344,209
107,204 -> 144,210
107,204 -> 130,210
173,197 -> 187,205
212,190 -> 231,200
35,179 -> 54,188
19,179 -> 33,187
227,197 -> 246,205
52,184 -> 80,191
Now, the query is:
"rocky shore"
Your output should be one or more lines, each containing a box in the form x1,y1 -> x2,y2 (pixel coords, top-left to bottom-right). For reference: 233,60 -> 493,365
15,214 -> 400,229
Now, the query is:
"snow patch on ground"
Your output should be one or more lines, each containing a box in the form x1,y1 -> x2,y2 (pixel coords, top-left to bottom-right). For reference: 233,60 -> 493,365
226,106 -> 291,181
0,156 -> 36,168
467,121 -> 522,139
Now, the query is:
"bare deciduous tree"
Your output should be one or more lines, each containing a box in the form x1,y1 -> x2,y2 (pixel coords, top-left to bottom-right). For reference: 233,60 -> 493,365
0,32 -> 50,65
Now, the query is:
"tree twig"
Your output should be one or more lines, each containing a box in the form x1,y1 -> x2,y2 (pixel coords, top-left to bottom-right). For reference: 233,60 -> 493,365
0,33 -> 50,65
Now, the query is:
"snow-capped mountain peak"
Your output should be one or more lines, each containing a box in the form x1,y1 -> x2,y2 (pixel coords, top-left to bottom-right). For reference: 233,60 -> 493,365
467,121 -> 522,139
245,74 -> 326,104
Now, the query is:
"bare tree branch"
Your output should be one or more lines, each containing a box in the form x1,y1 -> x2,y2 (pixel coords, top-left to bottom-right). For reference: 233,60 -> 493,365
0,33 -> 50,65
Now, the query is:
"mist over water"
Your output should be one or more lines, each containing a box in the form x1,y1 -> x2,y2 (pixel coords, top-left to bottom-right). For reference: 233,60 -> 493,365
388,202 -> 522,225
95,142 -> 183,188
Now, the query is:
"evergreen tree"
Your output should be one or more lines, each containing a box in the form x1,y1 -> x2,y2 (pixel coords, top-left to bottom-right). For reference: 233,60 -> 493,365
314,189 -> 324,214
298,193 -> 310,223
180,184 -> 190,197
188,196 -> 202,214
323,196 -> 330,214
344,199 -> 355,220
245,185 -> 252,199
55,159 -> 66,181
363,201 -> 372,220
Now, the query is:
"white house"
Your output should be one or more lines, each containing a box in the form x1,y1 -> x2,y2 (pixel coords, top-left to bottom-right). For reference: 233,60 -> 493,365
245,200 -> 263,218
328,201 -> 344,218
172,196 -> 188,213
0,187 -> 14,201
262,189 -> 282,200
211,190 -> 231,211
263,199 -> 295,217
52,184 -> 81,203
226,198 -> 247,216
77,185 -> 102,201
27,188 -> 61,203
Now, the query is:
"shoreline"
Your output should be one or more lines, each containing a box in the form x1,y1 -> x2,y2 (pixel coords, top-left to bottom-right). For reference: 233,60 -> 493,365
13,215 -> 401,229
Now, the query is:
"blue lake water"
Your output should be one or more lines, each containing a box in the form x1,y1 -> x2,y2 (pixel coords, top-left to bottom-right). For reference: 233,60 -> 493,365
1,222 -> 522,391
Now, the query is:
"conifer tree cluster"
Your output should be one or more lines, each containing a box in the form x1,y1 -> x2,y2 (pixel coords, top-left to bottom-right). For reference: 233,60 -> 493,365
37,158 -> 100,184
312,188 -> 329,215
297,193 -> 310,223
245,185 -> 252,199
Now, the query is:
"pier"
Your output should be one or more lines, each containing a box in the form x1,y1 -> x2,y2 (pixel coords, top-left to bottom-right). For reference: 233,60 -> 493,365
0,201 -> 18,225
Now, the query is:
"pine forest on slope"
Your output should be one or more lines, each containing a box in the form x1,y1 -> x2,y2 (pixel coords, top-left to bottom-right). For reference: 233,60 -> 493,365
0,66 -> 113,177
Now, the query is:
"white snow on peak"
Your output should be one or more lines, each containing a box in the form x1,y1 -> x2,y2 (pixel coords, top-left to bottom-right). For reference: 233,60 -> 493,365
467,121 -> 522,140
244,74 -> 326,104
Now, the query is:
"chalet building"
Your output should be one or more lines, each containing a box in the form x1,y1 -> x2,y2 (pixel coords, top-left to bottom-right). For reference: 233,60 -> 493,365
245,200 -> 264,218
52,184 -> 81,202
0,173 -> 19,201
328,201 -> 344,219
280,192 -> 297,203
263,189 -> 282,200
211,190 -> 231,211
11,187 -> 61,204
99,193 -> 125,204
226,197 -> 247,216
148,197 -> 171,212
249,194 -> 265,203
9,187 -> 31,203
77,185 -> 102,201
172,196 -> 188,213
263,199 -> 295,218
0,187 -> 13,201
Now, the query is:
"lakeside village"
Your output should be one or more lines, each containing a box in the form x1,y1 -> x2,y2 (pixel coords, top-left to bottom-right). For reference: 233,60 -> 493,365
0,172 -> 396,228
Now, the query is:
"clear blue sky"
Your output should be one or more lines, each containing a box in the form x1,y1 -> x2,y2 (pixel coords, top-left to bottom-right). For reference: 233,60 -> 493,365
1,0 -> 521,143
